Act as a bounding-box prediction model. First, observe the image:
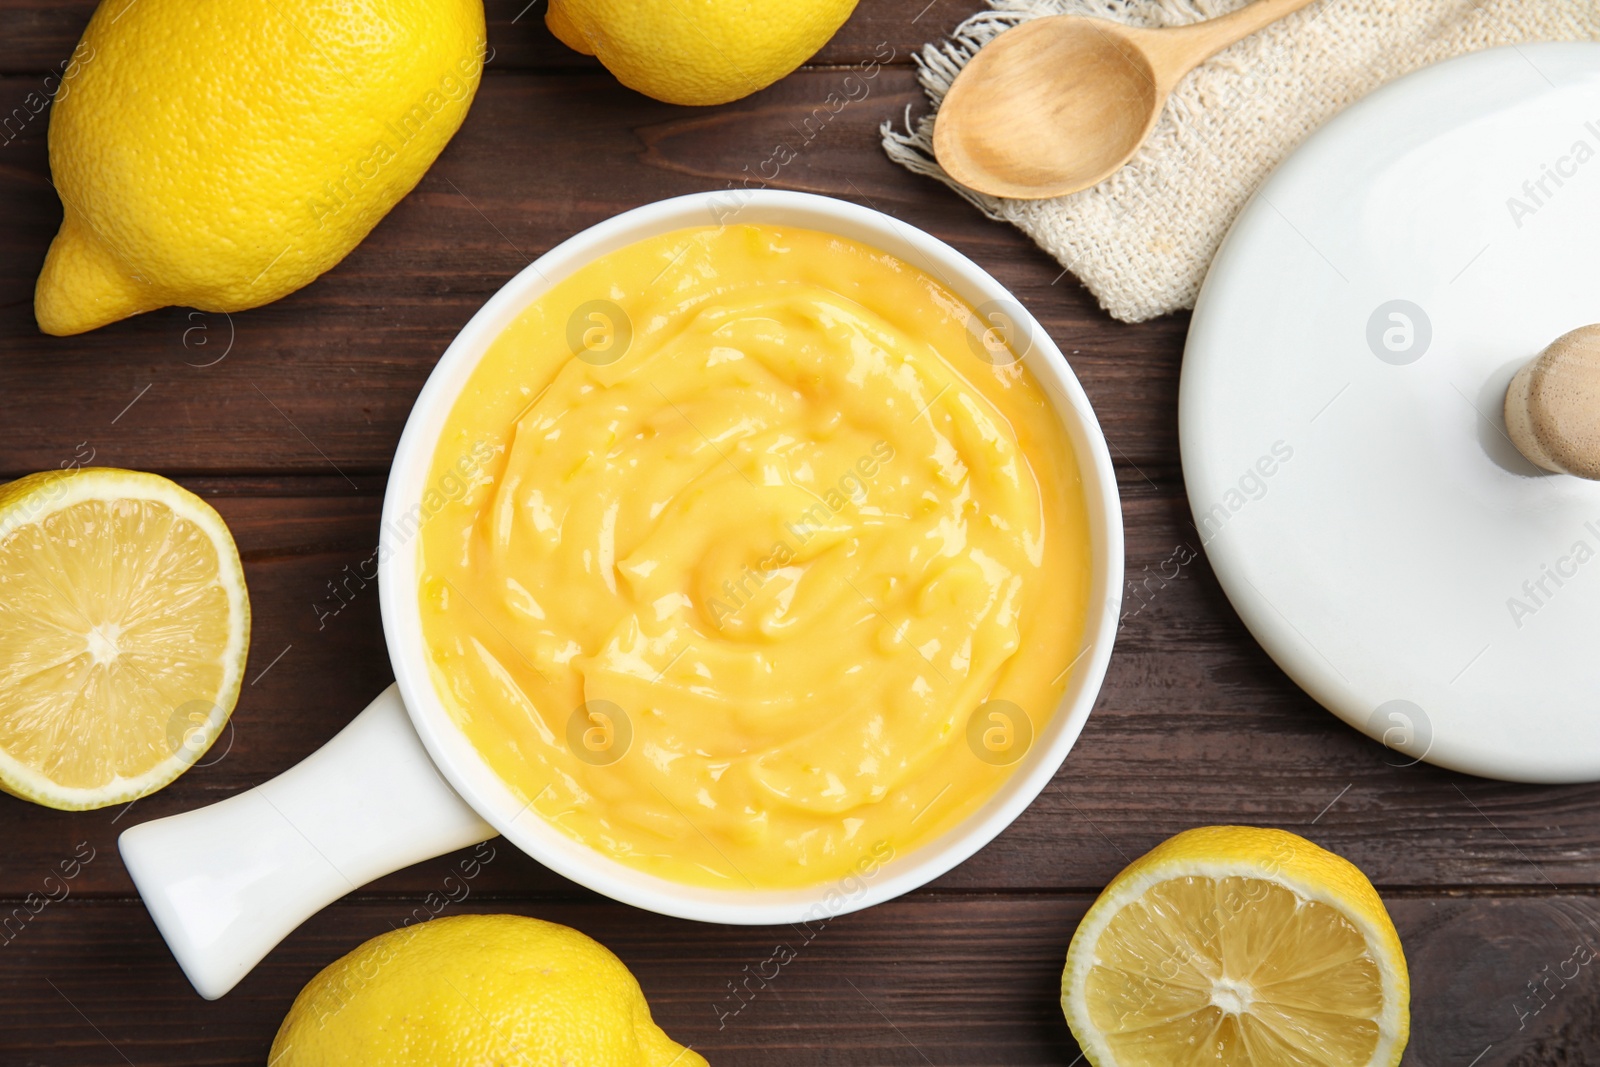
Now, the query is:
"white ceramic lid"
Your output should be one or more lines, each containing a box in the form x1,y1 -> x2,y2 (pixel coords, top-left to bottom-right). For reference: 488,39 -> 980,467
1182,43 -> 1600,783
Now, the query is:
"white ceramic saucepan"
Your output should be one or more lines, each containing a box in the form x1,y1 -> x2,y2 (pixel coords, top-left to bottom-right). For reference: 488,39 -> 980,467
119,190 -> 1124,1000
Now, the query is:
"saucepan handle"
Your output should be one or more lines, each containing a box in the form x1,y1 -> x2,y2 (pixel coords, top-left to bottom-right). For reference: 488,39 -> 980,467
119,684 -> 495,1000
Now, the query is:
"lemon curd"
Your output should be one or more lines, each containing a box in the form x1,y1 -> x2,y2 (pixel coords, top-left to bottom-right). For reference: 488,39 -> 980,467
417,224 -> 1092,889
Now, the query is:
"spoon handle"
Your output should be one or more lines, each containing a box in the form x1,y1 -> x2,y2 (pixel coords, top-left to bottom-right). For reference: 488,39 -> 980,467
1152,0 -> 1324,80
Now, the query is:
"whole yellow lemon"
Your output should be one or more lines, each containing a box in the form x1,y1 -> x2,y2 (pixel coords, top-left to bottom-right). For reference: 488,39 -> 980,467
269,914 -> 705,1067
547,0 -> 859,106
35,0 -> 486,336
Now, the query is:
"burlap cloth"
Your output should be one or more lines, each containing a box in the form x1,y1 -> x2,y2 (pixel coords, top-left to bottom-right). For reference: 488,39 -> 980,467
882,0 -> 1600,322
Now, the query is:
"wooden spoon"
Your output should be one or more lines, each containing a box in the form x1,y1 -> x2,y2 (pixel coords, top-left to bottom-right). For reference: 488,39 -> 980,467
1505,325 -> 1600,480
933,0 -> 1323,200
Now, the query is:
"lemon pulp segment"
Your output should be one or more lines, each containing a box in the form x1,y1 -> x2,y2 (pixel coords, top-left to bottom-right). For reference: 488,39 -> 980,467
1087,875 -> 1384,1064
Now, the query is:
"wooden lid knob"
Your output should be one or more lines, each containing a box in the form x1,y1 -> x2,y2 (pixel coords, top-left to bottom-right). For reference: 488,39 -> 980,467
1505,325 -> 1600,480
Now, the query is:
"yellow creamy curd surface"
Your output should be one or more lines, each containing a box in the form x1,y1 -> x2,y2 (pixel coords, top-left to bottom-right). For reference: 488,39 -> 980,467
418,224 -> 1092,889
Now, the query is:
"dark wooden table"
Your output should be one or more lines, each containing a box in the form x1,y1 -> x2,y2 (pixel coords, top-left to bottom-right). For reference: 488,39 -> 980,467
2,2 -> 1596,1063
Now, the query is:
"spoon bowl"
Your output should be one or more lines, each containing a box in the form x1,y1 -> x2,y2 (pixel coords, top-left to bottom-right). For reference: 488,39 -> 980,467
935,18 -> 1162,200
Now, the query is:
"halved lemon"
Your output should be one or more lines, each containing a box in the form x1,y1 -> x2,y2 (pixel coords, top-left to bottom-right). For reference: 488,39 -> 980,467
0,468 -> 250,810
1063,826 -> 1409,1067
